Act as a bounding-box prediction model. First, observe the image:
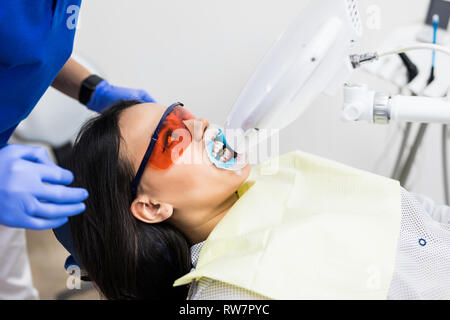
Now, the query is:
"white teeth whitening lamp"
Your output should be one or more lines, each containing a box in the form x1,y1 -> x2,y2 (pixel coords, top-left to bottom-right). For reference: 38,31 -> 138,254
223,0 -> 450,156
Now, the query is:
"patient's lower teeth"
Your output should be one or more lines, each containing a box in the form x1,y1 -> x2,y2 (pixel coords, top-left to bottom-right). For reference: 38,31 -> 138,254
205,126 -> 248,170
220,149 -> 232,162
212,141 -> 224,157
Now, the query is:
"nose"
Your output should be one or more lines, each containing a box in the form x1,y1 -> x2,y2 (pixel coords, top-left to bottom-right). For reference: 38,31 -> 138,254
184,118 -> 209,142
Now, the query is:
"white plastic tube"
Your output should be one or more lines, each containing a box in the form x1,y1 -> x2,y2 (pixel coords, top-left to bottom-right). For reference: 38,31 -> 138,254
378,43 -> 450,58
390,96 -> 450,124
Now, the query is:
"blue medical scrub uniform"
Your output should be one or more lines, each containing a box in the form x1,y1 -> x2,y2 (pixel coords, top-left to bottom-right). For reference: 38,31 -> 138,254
0,0 -> 82,146
0,0 -> 82,267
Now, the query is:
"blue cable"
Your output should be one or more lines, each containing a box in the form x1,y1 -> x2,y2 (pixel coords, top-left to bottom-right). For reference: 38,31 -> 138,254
428,14 -> 439,85
432,14 -> 439,68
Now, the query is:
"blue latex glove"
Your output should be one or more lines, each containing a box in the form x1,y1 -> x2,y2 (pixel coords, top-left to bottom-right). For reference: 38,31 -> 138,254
86,80 -> 155,113
0,144 -> 89,230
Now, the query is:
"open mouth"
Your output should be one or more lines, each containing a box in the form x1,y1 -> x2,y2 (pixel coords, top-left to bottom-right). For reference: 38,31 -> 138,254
205,127 -> 238,164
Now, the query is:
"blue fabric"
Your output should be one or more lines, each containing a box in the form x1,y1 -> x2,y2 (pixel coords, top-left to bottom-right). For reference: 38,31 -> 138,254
64,255 -> 79,270
53,221 -> 82,268
0,0 -> 82,146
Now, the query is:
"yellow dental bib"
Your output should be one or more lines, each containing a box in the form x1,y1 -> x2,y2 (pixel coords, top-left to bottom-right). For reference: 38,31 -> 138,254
174,151 -> 401,299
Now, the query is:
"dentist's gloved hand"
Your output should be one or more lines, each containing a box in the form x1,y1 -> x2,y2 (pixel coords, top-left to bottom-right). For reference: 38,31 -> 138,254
0,144 -> 89,230
86,80 -> 155,113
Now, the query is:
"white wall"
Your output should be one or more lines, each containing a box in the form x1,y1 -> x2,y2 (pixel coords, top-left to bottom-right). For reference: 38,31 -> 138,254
74,0 -> 448,204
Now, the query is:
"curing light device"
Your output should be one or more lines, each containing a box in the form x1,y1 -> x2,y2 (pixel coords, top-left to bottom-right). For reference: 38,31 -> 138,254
224,0 -> 362,155
220,0 -> 450,165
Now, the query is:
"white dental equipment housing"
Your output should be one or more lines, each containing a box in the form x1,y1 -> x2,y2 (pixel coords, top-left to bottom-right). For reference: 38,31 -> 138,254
224,0 -> 450,155
343,84 -> 450,124
224,0 -> 362,153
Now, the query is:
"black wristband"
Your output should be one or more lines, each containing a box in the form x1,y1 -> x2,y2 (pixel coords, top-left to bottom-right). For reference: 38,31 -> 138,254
79,75 -> 104,106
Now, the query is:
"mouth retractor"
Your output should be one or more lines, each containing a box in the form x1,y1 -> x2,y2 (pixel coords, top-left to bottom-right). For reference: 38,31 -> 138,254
204,126 -> 248,171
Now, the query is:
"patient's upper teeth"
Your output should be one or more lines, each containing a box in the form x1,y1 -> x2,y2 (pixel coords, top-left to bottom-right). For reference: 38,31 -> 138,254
212,141 -> 224,157
220,148 -> 232,162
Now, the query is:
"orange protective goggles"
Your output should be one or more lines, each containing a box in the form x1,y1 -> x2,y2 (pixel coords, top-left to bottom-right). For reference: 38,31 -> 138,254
131,102 -> 195,198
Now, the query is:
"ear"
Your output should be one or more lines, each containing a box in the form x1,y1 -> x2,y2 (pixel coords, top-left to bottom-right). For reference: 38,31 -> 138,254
130,194 -> 173,224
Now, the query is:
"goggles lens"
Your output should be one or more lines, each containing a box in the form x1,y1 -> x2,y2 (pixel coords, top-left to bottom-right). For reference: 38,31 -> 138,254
148,106 -> 195,170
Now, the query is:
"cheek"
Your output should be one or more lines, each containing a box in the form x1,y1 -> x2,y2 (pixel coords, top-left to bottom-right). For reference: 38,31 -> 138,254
173,136 -> 206,167
146,163 -> 210,198
176,140 -> 251,190
153,164 -> 220,207
144,170 -> 190,206
146,148 -> 251,205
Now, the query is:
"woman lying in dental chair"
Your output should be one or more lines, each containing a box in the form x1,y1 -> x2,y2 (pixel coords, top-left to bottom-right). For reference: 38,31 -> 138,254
68,100 -> 450,300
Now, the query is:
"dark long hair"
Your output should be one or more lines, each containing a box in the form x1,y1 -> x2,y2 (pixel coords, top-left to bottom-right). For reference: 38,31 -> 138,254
68,100 -> 192,300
